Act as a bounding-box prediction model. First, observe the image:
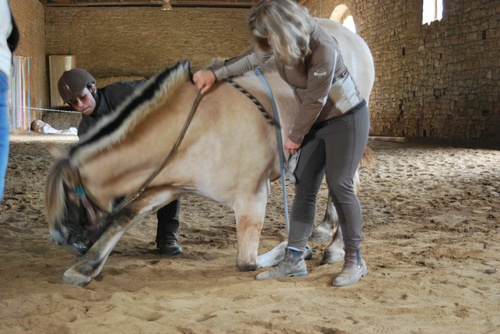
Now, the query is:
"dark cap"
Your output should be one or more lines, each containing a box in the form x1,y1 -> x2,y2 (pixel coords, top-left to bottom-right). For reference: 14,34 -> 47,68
58,68 -> 96,103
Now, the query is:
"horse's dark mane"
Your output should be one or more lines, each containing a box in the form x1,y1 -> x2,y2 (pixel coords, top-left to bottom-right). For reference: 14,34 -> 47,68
69,60 -> 192,162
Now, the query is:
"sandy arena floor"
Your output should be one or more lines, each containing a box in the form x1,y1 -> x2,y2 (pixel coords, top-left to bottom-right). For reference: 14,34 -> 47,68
0,133 -> 498,333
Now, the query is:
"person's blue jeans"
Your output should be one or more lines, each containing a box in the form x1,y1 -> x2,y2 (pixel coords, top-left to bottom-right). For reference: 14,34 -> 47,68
0,71 -> 10,201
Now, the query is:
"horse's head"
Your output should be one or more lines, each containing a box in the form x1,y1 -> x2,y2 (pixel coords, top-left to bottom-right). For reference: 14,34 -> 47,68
45,157 -> 107,256
45,60 -> 194,256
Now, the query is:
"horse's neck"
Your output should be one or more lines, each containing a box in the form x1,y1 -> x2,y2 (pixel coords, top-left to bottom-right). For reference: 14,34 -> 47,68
78,83 -> 199,208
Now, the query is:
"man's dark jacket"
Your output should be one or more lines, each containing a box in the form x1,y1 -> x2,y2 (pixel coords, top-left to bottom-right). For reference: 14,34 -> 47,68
78,80 -> 145,137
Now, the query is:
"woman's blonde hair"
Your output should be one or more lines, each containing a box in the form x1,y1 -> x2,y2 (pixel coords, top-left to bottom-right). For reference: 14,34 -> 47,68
249,0 -> 316,65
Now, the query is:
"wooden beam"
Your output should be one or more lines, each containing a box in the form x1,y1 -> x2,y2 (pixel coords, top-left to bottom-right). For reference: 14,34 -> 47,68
40,0 -> 257,7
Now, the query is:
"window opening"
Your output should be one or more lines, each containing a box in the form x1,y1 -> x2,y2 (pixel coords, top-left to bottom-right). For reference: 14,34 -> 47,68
330,5 -> 357,33
423,0 -> 443,24
343,15 -> 356,33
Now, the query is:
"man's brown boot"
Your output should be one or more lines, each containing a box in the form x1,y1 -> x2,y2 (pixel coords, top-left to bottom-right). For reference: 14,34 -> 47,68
332,248 -> 368,287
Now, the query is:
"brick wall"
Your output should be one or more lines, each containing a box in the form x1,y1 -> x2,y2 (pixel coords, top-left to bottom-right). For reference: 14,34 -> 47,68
9,0 -> 47,121
45,7 -> 252,77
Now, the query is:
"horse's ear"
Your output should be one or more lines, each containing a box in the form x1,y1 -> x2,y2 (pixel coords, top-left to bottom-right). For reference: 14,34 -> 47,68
181,60 -> 193,82
45,143 -> 67,158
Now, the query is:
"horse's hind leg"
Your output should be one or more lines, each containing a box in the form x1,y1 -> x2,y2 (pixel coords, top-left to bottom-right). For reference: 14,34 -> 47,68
315,170 -> 362,264
258,193 -> 342,268
309,197 -> 337,242
308,196 -> 345,264
321,223 -> 345,264
62,209 -> 143,286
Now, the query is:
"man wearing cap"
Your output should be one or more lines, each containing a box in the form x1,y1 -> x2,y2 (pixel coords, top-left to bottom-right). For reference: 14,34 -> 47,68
58,68 -> 183,256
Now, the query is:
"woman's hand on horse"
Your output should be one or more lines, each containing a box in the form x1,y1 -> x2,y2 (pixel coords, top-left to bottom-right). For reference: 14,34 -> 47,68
284,137 -> 301,155
193,70 -> 216,95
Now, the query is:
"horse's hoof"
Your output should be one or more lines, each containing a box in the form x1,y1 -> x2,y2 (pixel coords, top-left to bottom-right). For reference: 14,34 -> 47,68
62,268 -> 91,286
304,245 -> 313,260
236,262 -> 259,272
309,226 -> 333,243
321,248 -> 345,264
257,241 -> 287,268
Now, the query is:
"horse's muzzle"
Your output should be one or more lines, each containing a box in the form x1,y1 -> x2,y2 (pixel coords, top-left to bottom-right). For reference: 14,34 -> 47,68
50,227 -> 93,256
61,235 -> 93,256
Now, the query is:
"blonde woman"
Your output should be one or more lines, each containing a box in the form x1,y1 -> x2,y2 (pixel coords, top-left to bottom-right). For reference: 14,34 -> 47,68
194,0 -> 370,287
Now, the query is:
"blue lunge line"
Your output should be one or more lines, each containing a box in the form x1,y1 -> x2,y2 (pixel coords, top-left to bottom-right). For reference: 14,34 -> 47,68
253,67 -> 290,235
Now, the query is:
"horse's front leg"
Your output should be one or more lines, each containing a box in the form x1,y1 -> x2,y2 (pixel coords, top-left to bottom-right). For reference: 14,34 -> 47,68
62,208 -> 143,286
233,188 -> 268,272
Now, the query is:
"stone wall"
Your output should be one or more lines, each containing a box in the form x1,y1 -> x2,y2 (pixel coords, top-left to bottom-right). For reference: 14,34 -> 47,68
307,0 -> 499,146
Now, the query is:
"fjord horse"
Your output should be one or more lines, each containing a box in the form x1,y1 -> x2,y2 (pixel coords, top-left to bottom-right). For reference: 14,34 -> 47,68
45,19 -> 375,285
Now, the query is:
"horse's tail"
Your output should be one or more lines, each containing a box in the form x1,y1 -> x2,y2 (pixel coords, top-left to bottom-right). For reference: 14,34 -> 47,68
360,146 -> 376,169
44,158 -> 72,228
